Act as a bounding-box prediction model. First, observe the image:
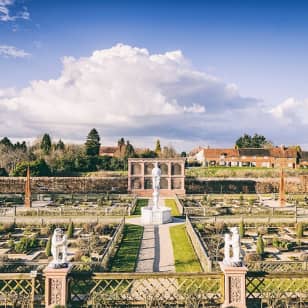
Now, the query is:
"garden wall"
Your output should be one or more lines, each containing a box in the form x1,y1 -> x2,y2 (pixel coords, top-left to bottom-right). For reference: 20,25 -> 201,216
0,176 -> 303,194
0,176 -> 127,193
185,177 -> 303,194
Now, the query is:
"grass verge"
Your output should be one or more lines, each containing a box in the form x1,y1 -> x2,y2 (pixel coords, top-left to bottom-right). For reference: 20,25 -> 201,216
132,199 -> 148,215
169,224 -> 202,272
165,199 -> 180,216
109,224 -> 143,272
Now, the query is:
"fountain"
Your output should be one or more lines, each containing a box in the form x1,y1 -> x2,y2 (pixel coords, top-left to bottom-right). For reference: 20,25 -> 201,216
141,162 -> 172,224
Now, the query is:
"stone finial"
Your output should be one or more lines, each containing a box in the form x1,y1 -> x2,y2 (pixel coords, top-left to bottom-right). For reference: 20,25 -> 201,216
24,165 -> 32,208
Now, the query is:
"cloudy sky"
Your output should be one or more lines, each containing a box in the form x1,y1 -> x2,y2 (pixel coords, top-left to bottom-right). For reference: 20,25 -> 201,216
1,0 -> 308,150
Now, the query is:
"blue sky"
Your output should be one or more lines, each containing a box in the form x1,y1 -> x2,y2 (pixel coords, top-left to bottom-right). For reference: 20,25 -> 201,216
1,0 -> 308,150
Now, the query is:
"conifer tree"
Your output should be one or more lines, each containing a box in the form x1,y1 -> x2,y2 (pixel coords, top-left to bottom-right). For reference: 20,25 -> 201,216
85,128 -> 100,156
45,237 -> 52,257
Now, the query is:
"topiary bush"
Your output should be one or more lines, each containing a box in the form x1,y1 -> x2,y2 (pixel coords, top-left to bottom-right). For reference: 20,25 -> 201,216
256,235 -> 264,258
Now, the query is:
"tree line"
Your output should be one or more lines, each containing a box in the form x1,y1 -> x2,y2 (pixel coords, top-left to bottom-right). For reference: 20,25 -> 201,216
0,129 -> 180,176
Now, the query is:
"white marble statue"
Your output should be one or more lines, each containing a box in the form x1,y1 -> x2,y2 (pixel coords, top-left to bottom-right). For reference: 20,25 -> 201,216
223,227 -> 242,266
230,227 -> 241,263
151,162 -> 161,209
50,228 -> 68,267
223,233 -> 231,265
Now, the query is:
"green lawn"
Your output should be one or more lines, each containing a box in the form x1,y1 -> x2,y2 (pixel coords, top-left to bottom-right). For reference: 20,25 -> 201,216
132,199 -> 148,215
169,224 -> 202,272
165,199 -> 180,216
109,224 -> 143,272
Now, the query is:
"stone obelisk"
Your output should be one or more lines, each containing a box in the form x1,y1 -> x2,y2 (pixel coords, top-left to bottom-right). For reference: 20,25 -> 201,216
279,168 -> 286,207
25,166 -> 32,208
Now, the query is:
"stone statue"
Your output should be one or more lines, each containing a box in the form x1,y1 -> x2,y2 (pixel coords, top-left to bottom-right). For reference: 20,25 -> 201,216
152,162 -> 161,191
223,233 -> 231,265
230,227 -> 241,264
50,228 -> 68,268
152,162 -> 161,209
223,227 -> 243,266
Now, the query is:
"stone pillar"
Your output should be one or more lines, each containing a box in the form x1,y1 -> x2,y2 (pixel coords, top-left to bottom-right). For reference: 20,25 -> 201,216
44,266 -> 72,308
220,263 -> 247,308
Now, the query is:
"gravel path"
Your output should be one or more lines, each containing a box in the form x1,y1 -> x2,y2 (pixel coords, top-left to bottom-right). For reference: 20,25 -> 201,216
133,197 -> 185,273
136,225 -> 157,272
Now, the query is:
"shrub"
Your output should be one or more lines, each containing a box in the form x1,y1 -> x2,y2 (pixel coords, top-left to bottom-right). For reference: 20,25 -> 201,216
245,252 -> 262,262
7,240 -> 14,249
239,221 -> 245,238
45,237 -> 52,257
67,221 -> 74,238
296,222 -> 304,239
15,236 -> 38,253
256,235 -> 264,257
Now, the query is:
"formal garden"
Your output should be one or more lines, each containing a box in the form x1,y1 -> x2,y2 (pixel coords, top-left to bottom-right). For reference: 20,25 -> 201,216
0,195 -> 307,307
0,193 -> 135,217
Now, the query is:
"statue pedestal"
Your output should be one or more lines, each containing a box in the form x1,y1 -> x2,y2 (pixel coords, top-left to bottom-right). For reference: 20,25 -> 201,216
141,207 -> 172,225
220,262 -> 247,308
44,264 -> 72,308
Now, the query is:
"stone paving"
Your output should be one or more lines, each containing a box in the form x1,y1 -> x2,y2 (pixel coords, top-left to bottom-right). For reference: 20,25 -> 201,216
131,198 -> 185,273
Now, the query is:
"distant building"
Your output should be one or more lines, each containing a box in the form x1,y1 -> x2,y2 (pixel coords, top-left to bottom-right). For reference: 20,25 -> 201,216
300,151 -> 308,168
190,145 -> 299,168
99,146 -> 117,157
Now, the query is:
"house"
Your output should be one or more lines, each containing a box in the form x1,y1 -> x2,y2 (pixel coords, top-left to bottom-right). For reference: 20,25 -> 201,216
188,147 -> 204,165
99,146 -> 117,157
269,146 -> 298,168
299,151 -> 308,168
238,148 -> 272,167
193,145 -> 299,168
203,148 -> 239,167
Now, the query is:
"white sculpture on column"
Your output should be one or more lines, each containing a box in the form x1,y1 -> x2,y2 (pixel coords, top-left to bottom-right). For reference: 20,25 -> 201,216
141,161 -> 171,225
50,228 -> 68,268
152,162 -> 161,209
223,227 -> 243,266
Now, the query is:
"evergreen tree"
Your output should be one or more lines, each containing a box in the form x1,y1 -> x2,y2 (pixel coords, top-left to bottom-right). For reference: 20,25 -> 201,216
124,140 -> 135,158
0,168 -> 8,176
256,235 -> 264,257
235,133 -> 272,148
85,128 -> 100,156
40,134 -> 52,155
45,237 -> 52,257
155,139 -> 161,155
296,222 -> 304,239
239,220 -> 245,238
117,137 -> 126,158
0,137 -> 13,148
55,139 -> 65,151
67,221 -> 74,238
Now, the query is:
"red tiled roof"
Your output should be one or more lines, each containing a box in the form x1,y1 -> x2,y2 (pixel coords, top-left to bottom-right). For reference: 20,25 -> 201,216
204,148 -> 239,157
269,147 -> 298,158
99,146 -> 117,155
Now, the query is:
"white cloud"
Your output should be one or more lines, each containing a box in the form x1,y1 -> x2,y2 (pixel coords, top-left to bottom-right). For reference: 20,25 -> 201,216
269,97 -> 308,125
0,0 -> 30,22
0,45 -> 30,58
2,43 -> 305,149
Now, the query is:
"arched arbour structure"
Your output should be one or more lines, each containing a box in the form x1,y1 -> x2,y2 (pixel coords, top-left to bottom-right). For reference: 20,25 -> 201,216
128,158 -> 185,196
